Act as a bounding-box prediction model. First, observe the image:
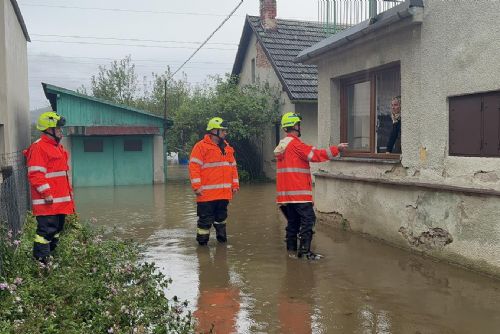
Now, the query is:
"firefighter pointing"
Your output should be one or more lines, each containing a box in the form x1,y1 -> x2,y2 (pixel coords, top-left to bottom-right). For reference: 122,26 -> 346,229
189,117 -> 239,246
275,112 -> 348,259
24,111 -> 75,264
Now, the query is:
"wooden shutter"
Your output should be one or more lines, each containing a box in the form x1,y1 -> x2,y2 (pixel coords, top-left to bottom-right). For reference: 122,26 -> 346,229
482,92 -> 500,157
449,95 -> 482,156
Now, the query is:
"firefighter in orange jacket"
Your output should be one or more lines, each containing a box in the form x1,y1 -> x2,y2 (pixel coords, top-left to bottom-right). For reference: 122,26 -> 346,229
24,111 -> 75,263
189,117 -> 239,245
274,112 -> 348,259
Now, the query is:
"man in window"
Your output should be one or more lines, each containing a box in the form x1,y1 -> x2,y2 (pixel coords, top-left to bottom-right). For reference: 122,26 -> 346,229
24,111 -> 75,264
274,112 -> 348,259
189,117 -> 239,246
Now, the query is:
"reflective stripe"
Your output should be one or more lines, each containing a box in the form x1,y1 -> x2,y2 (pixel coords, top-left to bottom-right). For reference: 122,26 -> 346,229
190,157 -> 203,165
327,147 -> 335,160
231,162 -> 237,166
202,161 -> 232,169
201,183 -> 232,190
233,179 -> 239,183
197,228 -> 210,235
191,178 -> 201,184
28,166 -> 47,173
32,196 -> 72,205
214,221 -> 226,225
36,184 -> 50,192
307,147 -> 316,161
277,190 -> 313,196
34,234 -> 50,244
46,171 -> 67,178
54,233 -> 60,239
277,168 -> 310,174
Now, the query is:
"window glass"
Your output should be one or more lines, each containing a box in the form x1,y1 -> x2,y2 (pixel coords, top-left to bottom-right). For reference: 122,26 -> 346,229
347,81 -> 371,150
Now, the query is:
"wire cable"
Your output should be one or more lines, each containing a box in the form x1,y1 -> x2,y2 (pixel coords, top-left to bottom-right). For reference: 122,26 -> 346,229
171,0 -> 244,77
30,33 -> 238,46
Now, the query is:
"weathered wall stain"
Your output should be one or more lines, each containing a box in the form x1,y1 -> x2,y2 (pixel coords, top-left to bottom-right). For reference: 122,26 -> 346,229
399,226 -> 453,250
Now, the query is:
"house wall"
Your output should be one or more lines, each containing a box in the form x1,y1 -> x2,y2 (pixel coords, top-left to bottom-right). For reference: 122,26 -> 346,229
0,0 -> 29,154
312,1 -> 500,276
238,33 -> 318,179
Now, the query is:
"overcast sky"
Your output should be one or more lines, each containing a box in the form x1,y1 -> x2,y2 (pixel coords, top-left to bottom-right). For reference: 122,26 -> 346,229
18,0 -> 320,110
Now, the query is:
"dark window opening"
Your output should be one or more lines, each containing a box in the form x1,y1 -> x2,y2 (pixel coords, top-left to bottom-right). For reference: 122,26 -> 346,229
84,139 -> 103,152
124,139 -> 143,152
449,91 -> 500,157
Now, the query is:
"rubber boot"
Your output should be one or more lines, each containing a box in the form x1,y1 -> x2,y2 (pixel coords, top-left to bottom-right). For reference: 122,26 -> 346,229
298,237 -> 322,260
286,237 -> 297,252
214,223 -> 227,243
196,228 -> 210,246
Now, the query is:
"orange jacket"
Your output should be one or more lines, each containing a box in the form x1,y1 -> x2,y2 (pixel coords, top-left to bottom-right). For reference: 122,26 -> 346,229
24,134 -> 75,216
189,135 -> 239,202
274,134 -> 339,204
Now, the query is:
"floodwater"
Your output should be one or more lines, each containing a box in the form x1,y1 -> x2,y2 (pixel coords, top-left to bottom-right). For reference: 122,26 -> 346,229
74,165 -> 500,334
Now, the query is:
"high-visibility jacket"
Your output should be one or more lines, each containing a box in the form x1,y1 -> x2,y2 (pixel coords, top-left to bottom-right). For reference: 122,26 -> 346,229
24,134 -> 75,216
274,134 -> 339,204
189,135 -> 239,203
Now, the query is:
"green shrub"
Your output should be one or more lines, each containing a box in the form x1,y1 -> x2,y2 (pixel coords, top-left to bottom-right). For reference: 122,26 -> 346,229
0,215 -> 194,334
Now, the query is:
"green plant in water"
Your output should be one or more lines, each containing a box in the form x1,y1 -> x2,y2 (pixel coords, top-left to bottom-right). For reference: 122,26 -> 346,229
0,214 -> 195,334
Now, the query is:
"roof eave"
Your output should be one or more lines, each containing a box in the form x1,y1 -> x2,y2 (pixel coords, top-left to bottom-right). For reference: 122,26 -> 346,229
42,83 -> 170,121
295,0 -> 424,63
231,16 -> 254,78
10,0 -> 30,42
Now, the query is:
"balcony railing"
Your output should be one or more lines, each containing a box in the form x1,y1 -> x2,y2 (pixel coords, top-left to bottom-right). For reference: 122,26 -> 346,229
318,0 -> 405,33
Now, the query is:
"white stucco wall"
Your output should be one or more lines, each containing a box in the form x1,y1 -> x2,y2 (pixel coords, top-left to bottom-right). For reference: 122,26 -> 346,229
0,0 -> 29,155
153,135 -> 165,184
309,1 -> 500,276
237,32 -> 319,179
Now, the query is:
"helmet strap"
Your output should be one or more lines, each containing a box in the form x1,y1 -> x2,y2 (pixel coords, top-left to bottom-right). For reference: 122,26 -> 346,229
43,128 -> 62,144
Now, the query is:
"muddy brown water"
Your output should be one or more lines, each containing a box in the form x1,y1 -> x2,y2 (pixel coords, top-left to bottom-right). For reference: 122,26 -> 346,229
73,165 -> 500,334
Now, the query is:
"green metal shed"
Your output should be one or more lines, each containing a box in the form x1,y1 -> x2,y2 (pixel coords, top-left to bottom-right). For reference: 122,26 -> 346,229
42,83 -> 171,187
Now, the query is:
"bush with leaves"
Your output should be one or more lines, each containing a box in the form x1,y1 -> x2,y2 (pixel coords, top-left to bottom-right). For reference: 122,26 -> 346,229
0,215 -> 194,334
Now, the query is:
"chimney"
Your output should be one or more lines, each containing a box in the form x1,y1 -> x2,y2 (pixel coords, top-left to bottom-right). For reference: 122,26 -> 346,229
260,0 -> 277,31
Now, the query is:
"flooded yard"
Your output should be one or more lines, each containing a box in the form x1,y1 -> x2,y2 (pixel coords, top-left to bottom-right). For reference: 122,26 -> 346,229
73,166 -> 500,334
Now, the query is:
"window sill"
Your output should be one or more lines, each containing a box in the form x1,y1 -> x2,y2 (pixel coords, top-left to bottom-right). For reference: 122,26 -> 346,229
331,154 -> 401,164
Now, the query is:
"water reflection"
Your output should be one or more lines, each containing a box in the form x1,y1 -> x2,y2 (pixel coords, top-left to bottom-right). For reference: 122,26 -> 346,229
73,166 -> 500,334
194,245 -> 241,333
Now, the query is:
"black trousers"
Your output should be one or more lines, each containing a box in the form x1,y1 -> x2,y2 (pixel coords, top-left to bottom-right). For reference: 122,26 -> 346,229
33,214 -> 66,260
282,203 -> 316,252
196,200 -> 229,244
386,120 -> 401,153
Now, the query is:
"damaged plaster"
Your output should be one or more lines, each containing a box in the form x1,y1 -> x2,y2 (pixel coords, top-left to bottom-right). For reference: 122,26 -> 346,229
399,226 -> 453,250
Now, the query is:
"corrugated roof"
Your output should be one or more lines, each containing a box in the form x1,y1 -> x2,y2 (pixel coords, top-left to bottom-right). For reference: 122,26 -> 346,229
42,83 -> 168,121
10,0 -> 30,42
232,15 -> 340,101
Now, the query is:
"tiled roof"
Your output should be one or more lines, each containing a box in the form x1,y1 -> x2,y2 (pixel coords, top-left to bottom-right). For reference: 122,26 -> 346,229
233,15 -> 335,101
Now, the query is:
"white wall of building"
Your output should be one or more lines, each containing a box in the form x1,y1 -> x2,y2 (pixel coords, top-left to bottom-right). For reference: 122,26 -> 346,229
310,0 -> 500,276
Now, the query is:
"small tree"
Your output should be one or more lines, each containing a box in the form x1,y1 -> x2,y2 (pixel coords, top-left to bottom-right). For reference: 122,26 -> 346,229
169,75 -> 281,180
86,55 -> 141,106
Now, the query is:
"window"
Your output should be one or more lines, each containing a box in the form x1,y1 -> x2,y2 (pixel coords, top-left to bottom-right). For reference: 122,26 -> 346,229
449,91 -> 500,157
340,64 -> 401,157
251,58 -> 256,84
83,139 -> 103,152
124,139 -> 143,152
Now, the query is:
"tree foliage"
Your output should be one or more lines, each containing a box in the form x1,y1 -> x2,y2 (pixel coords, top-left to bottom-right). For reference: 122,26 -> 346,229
80,56 -> 281,180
